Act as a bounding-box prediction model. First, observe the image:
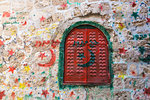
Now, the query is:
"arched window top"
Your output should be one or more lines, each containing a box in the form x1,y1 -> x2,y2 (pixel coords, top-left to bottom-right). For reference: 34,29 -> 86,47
58,21 -> 113,89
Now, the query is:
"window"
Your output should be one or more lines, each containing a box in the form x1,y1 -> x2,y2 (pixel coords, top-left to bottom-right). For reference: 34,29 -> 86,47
63,25 -> 111,85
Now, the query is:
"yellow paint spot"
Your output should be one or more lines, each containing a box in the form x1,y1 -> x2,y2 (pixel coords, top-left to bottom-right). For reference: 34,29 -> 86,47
24,65 -> 30,73
17,97 -> 23,100
118,23 -> 125,30
118,74 -> 125,79
19,83 -> 26,89
117,6 -> 122,10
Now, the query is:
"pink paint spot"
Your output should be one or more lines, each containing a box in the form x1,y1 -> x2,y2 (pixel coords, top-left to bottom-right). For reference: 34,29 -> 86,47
2,12 -> 10,17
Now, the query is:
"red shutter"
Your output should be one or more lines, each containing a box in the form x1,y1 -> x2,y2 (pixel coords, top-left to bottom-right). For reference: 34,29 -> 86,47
64,28 -> 87,84
64,25 -> 110,85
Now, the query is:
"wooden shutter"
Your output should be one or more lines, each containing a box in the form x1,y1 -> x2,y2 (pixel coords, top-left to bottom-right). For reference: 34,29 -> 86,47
63,25 -> 110,85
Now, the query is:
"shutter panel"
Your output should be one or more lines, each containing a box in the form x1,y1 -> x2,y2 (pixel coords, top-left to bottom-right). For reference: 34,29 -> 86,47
87,28 -> 110,84
64,28 -> 87,84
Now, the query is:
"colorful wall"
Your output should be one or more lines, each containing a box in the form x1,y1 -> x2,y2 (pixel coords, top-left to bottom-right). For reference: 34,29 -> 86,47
0,0 -> 150,100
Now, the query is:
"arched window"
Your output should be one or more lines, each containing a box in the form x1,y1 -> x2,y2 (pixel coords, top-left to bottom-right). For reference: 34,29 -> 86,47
58,21 -> 113,88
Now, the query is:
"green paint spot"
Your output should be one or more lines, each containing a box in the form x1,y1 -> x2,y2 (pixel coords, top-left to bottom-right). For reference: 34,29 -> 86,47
76,96 -> 79,100
32,72 -> 35,75
138,46 -> 145,55
36,97 -> 42,100
49,68 -> 52,77
119,32 -> 121,35
128,23 -> 130,26
0,64 -> 2,68
140,55 -> 150,63
55,96 -> 60,100
133,81 -> 136,87
41,71 -> 45,74
134,34 -> 139,40
131,12 -> 139,20
18,78 -> 21,82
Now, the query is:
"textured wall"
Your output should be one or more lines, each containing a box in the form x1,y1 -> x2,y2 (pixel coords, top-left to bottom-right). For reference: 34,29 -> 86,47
0,0 -> 150,100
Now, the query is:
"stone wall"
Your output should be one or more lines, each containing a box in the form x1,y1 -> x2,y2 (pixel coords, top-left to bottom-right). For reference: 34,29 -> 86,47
0,0 -> 149,100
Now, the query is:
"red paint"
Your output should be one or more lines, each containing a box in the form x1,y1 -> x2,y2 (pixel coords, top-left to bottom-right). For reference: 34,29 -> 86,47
52,93 -> 55,98
11,92 -> 15,100
136,96 -> 140,99
0,40 -> 4,47
38,49 -> 56,67
131,70 -> 136,75
8,49 -> 14,56
41,90 -> 49,98
51,40 -> 60,48
99,4 -> 103,11
64,26 -> 110,85
29,92 -> 32,96
61,3 -> 67,9
146,18 -> 150,23
34,40 -> 60,48
40,16 -> 46,22
22,21 -> 27,26
113,11 -> 116,13
132,2 -> 136,7
41,77 -> 46,82
0,90 -> 5,100
144,87 -> 150,95
8,66 -> 16,73
39,52 -> 47,60
142,72 -> 145,78
119,48 -> 127,54
70,91 -> 75,97
14,78 -> 18,83
35,40 -> 50,47
2,12 -> 10,17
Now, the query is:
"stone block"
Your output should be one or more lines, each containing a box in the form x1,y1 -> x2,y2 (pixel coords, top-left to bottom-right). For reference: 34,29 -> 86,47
113,78 -> 123,89
12,0 -> 26,11
113,91 -> 131,100
124,78 -> 145,90
112,63 -> 127,75
73,7 -> 82,17
52,12 -> 64,22
34,0 -> 51,9
99,2 -> 111,15
128,63 -> 138,76
69,0 -> 85,3
0,2 -> 11,13
90,3 -> 100,14
88,0 -> 100,2
52,0 -> 67,5
139,64 -> 150,77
